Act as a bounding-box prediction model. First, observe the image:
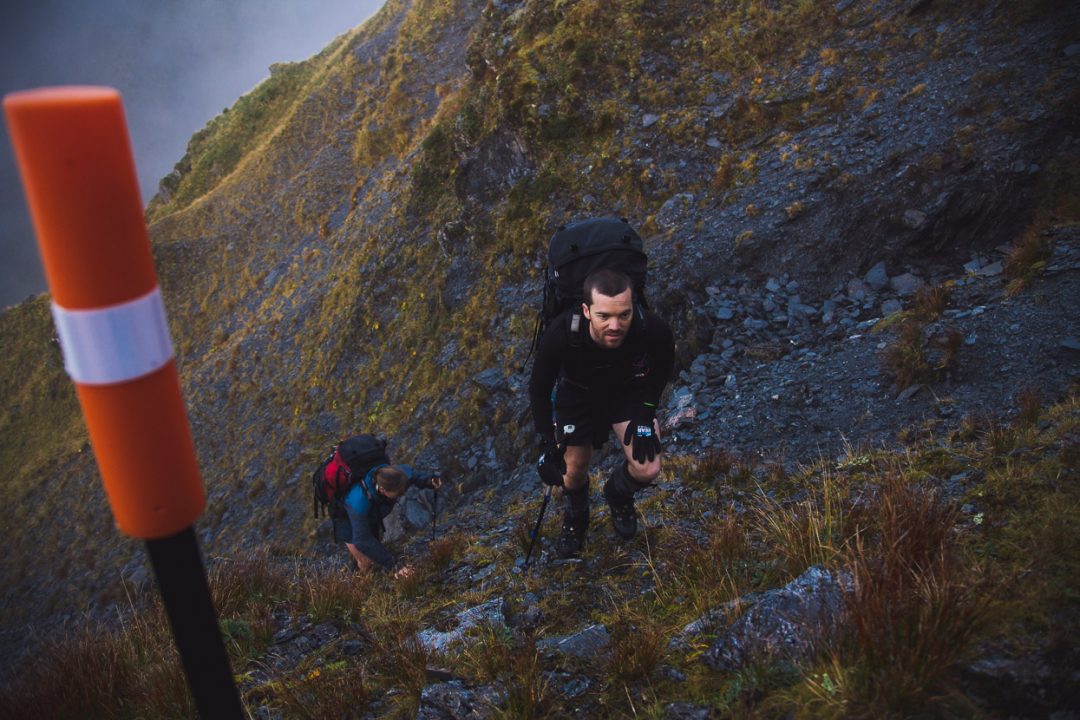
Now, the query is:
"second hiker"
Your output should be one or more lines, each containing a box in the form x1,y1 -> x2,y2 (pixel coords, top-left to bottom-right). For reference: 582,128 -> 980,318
313,434 -> 442,578
528,230 -> 674,558
344,462 -> 442,577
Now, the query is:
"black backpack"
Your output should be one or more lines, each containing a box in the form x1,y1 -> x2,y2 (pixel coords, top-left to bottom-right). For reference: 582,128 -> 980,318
311,434 -> 390,520
527,217 -> 649,360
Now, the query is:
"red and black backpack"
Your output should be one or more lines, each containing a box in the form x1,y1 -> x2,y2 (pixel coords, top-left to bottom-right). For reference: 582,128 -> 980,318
311,434 -> 390,519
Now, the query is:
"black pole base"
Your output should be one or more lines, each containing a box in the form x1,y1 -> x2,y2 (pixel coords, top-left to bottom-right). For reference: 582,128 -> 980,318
146,526 -> 243,719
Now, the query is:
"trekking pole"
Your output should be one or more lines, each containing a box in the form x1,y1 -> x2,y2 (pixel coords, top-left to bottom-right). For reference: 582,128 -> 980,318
431,476 -> 439,542
4,87 -> 242,719
523,485 -> 553,568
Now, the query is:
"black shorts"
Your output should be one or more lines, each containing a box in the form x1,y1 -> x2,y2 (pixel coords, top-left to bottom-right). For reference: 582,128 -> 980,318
553,379 -> 641,449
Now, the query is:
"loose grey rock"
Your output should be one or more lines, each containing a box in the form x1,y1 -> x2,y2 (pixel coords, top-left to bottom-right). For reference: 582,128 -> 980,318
847,279 -> 871,301
540,623 -> 611,659
473,367 -> 504,392
882,299 -> 904,315
865,261 -> 889,291
896,384 -> 922,402
890,272 -> 924,296
543,671 -> 591,699
657,192 -> 695,229
702,566 -> 850,672
416,680 -> 504,720
902,209 -> 927,230
418,598 -> 507,653
665,702 -> 714,720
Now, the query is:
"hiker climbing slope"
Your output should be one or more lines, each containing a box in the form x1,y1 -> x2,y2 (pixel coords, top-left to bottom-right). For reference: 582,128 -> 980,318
345,464 -> 440,577
313,434 -> 441,577
528,219 -> 674,558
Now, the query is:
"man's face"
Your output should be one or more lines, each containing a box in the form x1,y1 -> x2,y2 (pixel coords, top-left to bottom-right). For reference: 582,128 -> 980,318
583,288 -> 633,349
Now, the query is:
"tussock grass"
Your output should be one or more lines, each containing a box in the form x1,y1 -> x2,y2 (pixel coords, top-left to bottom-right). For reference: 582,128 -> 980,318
272,658 -> 371,719
427,530 -> 467,573
1005,226 -> 1053,297
752,468 -> 863,578
208,549 -> 292,617
880,313 -> 963,390
800,476 -> 992,717
492,637 -> 551,720
881,318 -> 930,389
5,390 -> 1077,716
1,610 -> 192,719
912,283 -> 950,321
300,565 -> 371,624
606,604 -> 669,684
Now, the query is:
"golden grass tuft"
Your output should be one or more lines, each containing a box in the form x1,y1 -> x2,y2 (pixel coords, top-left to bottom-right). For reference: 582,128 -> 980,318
825,476 -> 992,716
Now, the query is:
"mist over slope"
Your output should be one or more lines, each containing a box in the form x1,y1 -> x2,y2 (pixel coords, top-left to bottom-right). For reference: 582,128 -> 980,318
1,0 -> 1077,672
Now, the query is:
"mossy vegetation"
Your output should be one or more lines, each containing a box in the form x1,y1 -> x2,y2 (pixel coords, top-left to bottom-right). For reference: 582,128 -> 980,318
4,390 -> 1074,716
2,0 -> 1078,712
146,34 -> 352,222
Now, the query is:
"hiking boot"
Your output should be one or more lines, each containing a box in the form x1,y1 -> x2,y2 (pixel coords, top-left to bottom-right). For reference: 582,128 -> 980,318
604,463 -> 639,540
556,486 -> 589,558
556,509 -> 589,558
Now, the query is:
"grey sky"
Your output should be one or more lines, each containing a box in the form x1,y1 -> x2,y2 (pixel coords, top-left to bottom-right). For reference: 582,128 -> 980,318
1,0 -> 384,309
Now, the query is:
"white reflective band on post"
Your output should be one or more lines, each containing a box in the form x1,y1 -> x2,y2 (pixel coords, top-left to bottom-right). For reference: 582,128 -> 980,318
51,287 -> 174,385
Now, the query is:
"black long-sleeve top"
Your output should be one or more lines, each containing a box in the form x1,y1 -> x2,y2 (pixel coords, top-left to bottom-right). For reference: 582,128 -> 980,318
528,308 -> 675,442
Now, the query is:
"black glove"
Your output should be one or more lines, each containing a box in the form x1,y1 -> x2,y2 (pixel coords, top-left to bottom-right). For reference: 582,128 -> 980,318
537,441 -> 566,487
622,403 -> 662,464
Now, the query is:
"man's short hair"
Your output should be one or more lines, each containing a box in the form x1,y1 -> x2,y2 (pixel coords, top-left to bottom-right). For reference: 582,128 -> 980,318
583,268 -> 633,305
375,466 -> 409,495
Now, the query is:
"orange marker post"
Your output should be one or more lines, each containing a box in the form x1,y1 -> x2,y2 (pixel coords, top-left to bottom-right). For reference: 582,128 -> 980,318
4,86 -> 241,718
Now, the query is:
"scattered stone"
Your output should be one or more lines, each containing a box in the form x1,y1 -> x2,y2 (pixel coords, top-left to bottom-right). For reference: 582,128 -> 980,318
642,113 -> 661,128
895,384 -> 922,402
418,598 -> 507,653
902,209 -> 927,230
847,279 -> 871,301
540,623 -> 611,659
701,566 -> 850,672
416,680 -> 505,720
881,299 -> 904,315
865,261 -> 889,291
665,703 -> 714,720
976,261 -> 1003,277
543,672 -> 591,699
656,192 -> 695,229
1061,337 -> 1080,352
890,272 -> 924,296
473,367 -> 504,392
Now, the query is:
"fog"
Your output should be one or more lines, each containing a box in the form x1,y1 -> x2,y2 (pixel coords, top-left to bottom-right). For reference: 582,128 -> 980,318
0,0 -> 384,309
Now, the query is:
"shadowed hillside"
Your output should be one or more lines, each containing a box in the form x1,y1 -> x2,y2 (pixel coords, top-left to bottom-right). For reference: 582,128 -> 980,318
1,0 -> 1078,714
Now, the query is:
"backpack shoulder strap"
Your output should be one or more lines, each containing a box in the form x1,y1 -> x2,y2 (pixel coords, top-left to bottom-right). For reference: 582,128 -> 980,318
568,311 -> 584,349
359,464 -> 387,504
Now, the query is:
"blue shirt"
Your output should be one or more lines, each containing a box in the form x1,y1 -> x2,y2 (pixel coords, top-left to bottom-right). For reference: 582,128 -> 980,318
343,464 -> 420,570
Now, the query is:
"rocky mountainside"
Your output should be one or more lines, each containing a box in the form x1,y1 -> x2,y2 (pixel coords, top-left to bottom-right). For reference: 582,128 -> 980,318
1,0 -> 1078,712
